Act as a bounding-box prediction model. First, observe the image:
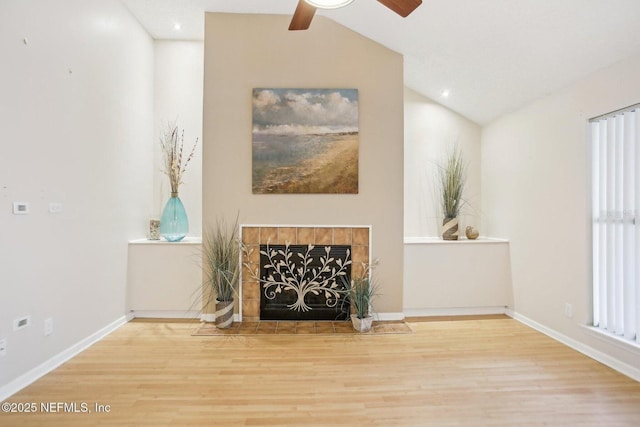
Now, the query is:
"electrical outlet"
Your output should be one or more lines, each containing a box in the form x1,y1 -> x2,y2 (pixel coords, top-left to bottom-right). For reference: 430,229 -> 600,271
13,315 -> 31,331
44,318 -> 53,336
48,202 -> 63,213
0,338 -> 6,357
564,303 -> 573,319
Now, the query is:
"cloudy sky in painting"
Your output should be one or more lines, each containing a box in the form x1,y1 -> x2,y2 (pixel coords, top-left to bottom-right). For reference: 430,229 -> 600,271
252,88 -> 359,135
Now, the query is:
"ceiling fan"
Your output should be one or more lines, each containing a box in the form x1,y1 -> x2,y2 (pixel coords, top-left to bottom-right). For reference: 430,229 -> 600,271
289,0 -> 423,31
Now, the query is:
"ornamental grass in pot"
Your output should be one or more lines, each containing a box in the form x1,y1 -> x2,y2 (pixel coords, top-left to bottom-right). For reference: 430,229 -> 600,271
343,262 -> 379,333
203,217 -> 240,329
438,146 -> 466,240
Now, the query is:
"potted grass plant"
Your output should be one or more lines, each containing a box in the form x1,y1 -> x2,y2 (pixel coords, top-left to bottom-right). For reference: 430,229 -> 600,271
343,261 -> 379,332
438,146 -> 466,240
203,217 -> 240,329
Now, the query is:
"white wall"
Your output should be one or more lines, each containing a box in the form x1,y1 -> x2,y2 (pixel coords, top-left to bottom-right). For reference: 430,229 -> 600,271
153,41 -> 203,237
404,88 -> 482,237
0,0 -> 153,388
482,53 -> 640,371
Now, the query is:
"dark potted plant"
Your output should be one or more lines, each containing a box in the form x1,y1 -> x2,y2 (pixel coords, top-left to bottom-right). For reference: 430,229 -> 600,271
203,217 -> 240,329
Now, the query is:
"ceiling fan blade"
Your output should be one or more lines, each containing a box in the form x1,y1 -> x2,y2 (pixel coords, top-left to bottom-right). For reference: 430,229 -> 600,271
289,0 -> 317,31
377,0 -> 422,18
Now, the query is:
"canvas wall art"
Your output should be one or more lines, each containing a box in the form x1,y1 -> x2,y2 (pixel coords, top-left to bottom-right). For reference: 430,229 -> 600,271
252,88 -> 359,194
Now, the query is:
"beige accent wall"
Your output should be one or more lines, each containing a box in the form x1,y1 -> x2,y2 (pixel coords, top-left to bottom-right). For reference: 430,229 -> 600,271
203,13 -> 404,314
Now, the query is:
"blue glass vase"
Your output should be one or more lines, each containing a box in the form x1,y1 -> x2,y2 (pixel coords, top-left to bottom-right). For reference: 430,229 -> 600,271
160,193 -> 188,242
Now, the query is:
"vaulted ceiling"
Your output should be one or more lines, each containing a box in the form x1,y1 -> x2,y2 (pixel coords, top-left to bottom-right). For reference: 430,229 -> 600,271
121,0 -> 640,125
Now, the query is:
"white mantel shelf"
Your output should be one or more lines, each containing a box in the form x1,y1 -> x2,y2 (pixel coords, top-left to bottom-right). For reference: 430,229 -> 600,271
129,237 -> 202,245
404,236 -> 509,244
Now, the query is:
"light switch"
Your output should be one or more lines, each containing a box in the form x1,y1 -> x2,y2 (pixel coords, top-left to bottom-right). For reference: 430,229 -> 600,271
13,202 -> 29,214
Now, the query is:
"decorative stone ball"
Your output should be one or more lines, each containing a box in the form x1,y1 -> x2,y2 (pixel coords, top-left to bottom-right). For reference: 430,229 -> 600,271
465,226 -> 479,240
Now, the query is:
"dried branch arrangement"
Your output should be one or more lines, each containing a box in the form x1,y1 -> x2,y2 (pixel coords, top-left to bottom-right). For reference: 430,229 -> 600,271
160,123 -> 198,194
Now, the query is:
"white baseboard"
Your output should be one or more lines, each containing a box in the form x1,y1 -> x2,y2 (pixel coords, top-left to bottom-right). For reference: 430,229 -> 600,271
509,311 -> 640,382
0,315 -> 128,402
129,310 -> 201,319
404,306 -> 508,317
199,313 -> 404,322
374,312 -> 405,321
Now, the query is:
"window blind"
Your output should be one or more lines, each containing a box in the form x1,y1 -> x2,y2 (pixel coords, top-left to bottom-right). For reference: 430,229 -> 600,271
591,106 -> 640,343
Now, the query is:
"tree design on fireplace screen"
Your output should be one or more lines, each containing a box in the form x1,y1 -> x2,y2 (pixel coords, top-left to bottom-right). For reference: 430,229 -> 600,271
255,244 -> 352,321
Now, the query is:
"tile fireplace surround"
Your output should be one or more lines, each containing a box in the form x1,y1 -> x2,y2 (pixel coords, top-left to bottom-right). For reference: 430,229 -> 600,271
240,225 -> 371,322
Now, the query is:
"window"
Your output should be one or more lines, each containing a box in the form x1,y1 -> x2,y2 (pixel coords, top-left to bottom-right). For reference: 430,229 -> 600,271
591,105 -> 640,343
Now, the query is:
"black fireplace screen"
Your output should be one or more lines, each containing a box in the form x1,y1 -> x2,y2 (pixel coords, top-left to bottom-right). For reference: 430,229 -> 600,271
259,244 -> 351,321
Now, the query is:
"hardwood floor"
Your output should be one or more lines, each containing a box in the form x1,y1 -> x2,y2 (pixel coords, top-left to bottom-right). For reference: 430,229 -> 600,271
2,318 -> 640,426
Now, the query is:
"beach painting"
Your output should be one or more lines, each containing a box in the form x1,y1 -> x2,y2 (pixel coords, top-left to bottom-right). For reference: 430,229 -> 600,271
252,88 -> 359,194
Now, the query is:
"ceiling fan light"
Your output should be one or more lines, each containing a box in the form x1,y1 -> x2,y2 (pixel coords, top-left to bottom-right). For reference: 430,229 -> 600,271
304,0 -> 355,9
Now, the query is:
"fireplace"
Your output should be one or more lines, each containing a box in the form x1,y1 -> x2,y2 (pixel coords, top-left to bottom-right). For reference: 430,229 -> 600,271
258,244 -> 352,321
241,226 -> 370,322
